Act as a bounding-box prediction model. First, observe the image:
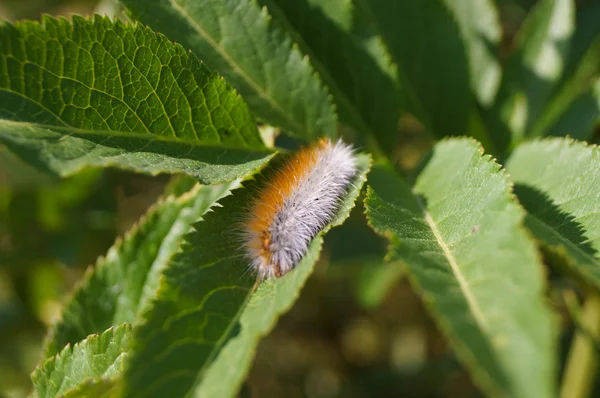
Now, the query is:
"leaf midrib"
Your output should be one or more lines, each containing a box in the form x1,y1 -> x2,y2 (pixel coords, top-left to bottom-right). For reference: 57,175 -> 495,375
0,119 -> 272,153
417,198 -> 490,332
167,0 -> 304,135
261,1 -> 375,139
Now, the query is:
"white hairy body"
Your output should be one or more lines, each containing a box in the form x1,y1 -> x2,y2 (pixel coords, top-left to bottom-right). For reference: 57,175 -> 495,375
245,139 -> 357,279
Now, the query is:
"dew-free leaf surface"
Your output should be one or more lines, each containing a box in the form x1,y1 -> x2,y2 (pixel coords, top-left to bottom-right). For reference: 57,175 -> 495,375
358,0 -> 472,138
531,4 -> 600,140
119,0 -> 337,139
507,138 -> 600,290
0,15 -> 271,182
365,139 -> 555,398
259,0 -> 400,150
442,0 -> 502,106
32,324 -> 130,398
495,0 -> 575,141
124,153 -> 371,398
0,120 -> 274,184
43,183 -> 233,359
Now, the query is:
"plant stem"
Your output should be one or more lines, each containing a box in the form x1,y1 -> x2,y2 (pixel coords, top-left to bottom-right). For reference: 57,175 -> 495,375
560,293 -> 600,398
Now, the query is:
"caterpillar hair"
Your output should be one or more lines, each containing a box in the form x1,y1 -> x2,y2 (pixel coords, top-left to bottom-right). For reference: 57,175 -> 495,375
244,138 -> 357,279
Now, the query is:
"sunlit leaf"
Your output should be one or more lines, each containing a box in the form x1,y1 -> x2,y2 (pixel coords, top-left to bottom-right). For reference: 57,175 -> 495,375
365,139 -> 556,398
259,0 -> 401,150
32,324 -> 130,398
44,183 -> 233,358
507,138 -> 600,290
0,15 -> 271,182
443,0 -> 502,105
123,154 -> 371,398
531,4 -> 600,140
119,0 -> 337,139
495,0 -> 575,142
357,0 -> 472,138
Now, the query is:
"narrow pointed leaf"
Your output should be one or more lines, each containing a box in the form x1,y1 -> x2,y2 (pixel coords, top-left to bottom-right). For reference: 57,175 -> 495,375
364,139 -> 555,398
562,3 -> 600,83
507,138 -> 600,290
358,0 -> 472,138
32,324 -> 130,398
194,153 -> 370,397
495,0 -> 575,141
442,0 -> 502,105
119,0 -> 337,139
0,15 -> 271,181
44,183 -> 232,359
258,0 -> 400,150
531,5 -> 600,140
123,154 -> 371,398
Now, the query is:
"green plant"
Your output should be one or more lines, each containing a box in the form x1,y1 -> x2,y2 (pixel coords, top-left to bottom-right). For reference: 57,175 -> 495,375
0,0 -> 599,397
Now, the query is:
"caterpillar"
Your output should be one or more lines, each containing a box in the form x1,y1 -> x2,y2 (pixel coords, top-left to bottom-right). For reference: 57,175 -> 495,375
244,138 -> 357,279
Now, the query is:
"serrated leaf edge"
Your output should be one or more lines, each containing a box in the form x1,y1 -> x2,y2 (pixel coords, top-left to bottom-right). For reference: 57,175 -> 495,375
363,136 -> 555,398
509,136 -> 600,289
32,324 -> 132,397
41,184 -> 204,358
194,153 -> 372,397
135,0 -> 339,138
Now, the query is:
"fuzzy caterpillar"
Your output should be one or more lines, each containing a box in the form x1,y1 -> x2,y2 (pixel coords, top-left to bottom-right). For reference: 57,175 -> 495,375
244,138 -> 357,279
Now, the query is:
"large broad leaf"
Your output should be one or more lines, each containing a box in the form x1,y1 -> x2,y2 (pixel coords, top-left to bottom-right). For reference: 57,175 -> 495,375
364,139 -> 555,398
123,153 -> 371,398
495,0 -> 575,142
506,138 -> 600,290
119,0 -> 337,139
0,15 -> 272,182
357,0 -> 472,138
257,0 -> 400,150
43,182 -> 233,359
0,120 -> 274,184
442,0 -> 501,106
531,4 -> 600,140
32,324 -> 130,398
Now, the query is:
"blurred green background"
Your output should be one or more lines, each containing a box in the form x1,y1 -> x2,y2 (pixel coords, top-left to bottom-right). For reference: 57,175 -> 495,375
0,1 -> 595,397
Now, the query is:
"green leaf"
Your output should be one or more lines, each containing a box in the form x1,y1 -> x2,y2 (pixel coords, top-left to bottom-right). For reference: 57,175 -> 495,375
357,0 -> 472,138
535,77 -> 600,141
562,3 -> 600,81
32,324 -> 130,398
0,15 -> 271,181
442,0 -> 502,105
123,153 -> 371,398
0,120 -> 274,184
62,378 -> 121,398
531,4 -> 600,140
364,139 -> 555,398
258,0 -> 400,150
495,0 -> 575,142
44,182 -> 233,359
119,0 -> 337,139
506,138 -> 600,290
